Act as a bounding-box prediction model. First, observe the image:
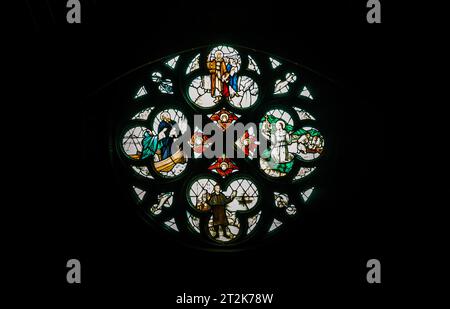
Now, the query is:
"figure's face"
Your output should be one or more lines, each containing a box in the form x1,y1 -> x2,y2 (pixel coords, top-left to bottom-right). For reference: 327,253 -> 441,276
276,122 -> 283,130
215,51 -> 223,61
214,185 -> 221,194
220,114 -> 229,123
195,136 -> 202,145
161,112 -> 171,122
220,162 -> 228,171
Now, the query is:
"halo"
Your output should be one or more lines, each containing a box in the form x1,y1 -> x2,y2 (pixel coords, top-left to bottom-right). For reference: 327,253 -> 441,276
275,120 -> 285,129
220,113 -> 229,122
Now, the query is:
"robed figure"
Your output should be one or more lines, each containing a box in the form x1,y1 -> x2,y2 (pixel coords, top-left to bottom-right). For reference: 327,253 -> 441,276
270,121 -> 293,164
226,58 -> 239,97
207,51 -> 230,102
157,113 -> 178,160
206,184 -> 237,238
140,112 -> 186,173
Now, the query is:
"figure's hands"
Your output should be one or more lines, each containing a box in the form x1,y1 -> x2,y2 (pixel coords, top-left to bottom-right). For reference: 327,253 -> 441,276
169,128 -> 178,138
158,128 -> 167,140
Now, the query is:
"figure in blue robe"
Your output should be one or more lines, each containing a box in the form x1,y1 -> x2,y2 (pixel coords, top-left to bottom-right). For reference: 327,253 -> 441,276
227,62 -> 239,93
141,115 -> 180,162
158,119 -> 177,160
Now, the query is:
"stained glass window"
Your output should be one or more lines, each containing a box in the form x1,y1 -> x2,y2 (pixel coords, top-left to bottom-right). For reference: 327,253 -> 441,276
186,53 -> 200,74
274,192 -> 297,216
269,57 -> 282,69
293,107 -> 315,121
299,86 -> 314,100
248,55 -> 261,75
274,72 -> 297,95
134,86 -> 147,99
132,107 -> 154,120
165,55 -> 180,69
131,165 -> 154,179
188,46 -> 259,109
164,218 -> 179,232
293,167 -> 316,181
111,45 -> 327,250
150,192 -> 174,215
151,72 -> 173,94
301,187 -> 315,202
269,218 -> 283,232
133,186 -> 146,202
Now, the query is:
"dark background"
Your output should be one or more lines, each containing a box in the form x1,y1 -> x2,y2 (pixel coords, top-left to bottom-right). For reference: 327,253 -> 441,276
11,0 -> 402,305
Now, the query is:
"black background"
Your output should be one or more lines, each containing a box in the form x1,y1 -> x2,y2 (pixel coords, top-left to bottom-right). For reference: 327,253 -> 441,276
11,0 -> 402,305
